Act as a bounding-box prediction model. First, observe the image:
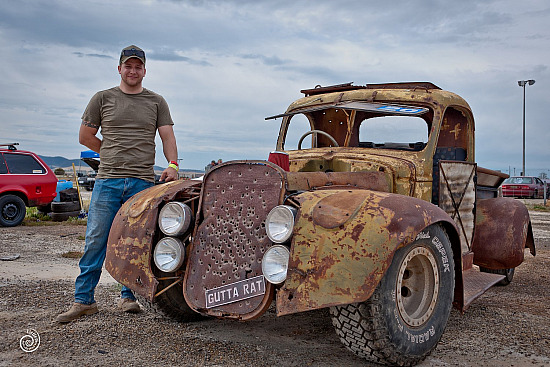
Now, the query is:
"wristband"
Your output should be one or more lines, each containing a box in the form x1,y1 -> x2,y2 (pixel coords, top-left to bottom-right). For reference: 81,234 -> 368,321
168,163 -> 179,172
169,160 -> 179,167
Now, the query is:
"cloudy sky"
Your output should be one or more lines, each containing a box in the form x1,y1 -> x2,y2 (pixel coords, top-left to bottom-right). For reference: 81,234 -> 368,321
1,0 -> 548,175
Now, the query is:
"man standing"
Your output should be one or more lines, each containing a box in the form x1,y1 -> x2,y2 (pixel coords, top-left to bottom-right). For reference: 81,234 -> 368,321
56,45 -> 180,323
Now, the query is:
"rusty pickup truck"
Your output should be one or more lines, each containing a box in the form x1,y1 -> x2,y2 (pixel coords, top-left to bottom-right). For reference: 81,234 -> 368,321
105,82 -> 535,366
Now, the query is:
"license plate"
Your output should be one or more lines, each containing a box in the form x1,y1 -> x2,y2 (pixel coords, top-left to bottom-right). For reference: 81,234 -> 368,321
205,275 -> 266,309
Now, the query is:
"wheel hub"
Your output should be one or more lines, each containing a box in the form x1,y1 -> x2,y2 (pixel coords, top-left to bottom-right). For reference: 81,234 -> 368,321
396,246 -> 439,327
2,203 -> 18,220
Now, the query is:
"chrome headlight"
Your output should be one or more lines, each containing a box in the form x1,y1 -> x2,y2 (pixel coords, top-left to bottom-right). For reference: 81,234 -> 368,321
266,205 -> 297,243
262,245 -> 290,284
153,237 -> 185,272
158,202 -> 193,236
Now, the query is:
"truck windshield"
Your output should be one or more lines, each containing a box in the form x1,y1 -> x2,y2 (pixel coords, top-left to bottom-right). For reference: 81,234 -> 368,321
274,102 -> 431,151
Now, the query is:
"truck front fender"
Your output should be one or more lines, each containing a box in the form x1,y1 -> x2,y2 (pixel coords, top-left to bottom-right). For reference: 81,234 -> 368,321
105,179 -> 202,301
276,189 -> 459,316
472,197 -> 536,269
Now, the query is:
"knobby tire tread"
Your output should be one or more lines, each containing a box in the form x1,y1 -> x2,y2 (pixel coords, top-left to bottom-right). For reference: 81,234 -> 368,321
135,280 -> 204,323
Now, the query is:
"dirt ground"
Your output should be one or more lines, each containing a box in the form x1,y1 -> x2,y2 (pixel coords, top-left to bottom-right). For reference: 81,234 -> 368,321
0,206 -> 549,367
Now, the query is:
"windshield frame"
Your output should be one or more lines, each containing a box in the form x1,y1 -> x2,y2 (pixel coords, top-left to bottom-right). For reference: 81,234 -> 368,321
270,101 -> 433,151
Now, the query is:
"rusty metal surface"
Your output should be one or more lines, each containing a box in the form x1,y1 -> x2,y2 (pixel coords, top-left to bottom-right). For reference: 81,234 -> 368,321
366,82 -> 442,90
105,179 -> 202,301
477,166 -> 509,187
461,268 -> 505,311
286,171 -> 390,192
287,149 -> 419,197
183,161 -> 284,320
472,198 -> 536,269
276,189 -> 459,316
438,161 -> 476,253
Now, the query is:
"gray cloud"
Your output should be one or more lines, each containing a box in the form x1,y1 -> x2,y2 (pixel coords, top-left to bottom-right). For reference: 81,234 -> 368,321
0,0 -> 549,174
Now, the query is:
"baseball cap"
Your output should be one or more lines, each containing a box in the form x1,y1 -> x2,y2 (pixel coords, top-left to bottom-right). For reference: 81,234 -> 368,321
119,45 -> 146,65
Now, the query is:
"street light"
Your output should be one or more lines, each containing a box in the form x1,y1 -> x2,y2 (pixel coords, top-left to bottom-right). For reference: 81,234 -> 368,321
518,79 -> 535,176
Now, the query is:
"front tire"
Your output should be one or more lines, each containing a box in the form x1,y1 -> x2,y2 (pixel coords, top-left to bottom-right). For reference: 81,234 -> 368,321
330,224 -> 455,366
135,278 -> 204,322
0,194 -> 26,227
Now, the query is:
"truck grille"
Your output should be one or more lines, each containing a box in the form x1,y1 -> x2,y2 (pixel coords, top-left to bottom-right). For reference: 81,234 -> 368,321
184,162 -> 284,318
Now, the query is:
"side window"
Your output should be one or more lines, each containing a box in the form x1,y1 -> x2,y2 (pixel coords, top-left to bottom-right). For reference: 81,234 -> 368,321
4,153 -> 46,174
284,114 -> 313,150
0,154 -> 7,174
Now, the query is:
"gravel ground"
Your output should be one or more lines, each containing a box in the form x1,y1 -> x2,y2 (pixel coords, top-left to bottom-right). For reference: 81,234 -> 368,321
0,209 -> 549,367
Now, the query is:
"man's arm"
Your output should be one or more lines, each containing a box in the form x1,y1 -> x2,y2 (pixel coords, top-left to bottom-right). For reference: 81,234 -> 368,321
158,125 -> 178,182
79,122 -> 101,153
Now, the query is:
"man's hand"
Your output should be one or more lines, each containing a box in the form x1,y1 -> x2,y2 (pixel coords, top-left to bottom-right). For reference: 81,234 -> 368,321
160,166 -> 178,182
158,125 -> 178,183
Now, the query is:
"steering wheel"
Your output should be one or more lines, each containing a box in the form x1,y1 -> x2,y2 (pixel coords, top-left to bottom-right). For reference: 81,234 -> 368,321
297,130 -> 339,149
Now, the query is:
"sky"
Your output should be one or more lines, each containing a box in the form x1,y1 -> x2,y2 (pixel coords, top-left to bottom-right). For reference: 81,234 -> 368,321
0,0 -> 549,175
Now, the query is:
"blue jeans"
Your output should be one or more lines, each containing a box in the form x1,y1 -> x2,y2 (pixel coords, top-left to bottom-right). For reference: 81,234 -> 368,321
74,178 -> 154,305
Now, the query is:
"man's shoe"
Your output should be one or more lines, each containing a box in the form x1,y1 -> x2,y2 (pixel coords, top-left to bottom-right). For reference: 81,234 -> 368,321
55,302 -> 98,323
118,298 -> 141,313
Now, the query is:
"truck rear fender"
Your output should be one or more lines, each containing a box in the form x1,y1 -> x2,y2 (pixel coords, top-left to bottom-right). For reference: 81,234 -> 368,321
276,189 -> 461,316
472,197 -> 536,269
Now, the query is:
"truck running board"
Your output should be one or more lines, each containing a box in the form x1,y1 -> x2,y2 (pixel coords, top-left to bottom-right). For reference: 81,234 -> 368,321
461,268 -> 505,311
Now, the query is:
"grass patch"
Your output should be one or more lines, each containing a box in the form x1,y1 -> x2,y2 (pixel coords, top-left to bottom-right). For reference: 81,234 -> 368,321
66,216 -> 88,225
25,206 -> 53,223
23,207 -> 57,226
23,220 -> 60,226
61,251 -> 83,259
23,206 -> 88,226
532,204 -> 550,211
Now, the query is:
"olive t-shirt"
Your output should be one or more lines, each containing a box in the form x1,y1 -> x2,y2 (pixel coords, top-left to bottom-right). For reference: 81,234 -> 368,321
81,87 -> 173,182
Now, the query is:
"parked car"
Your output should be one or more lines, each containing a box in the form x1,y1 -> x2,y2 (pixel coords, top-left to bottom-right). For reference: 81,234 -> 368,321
0,143 -> 57,226
77,172 -> 96,191
104,82 -> 535,366
501,176 -> 546,198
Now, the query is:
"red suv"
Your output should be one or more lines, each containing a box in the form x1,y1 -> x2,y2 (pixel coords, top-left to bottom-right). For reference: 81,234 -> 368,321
0,143 -> 57,226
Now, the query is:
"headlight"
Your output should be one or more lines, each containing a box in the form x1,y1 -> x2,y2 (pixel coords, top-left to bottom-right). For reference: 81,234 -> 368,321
262,245 -> 290,284
153,237 -> 185,272
266,205 -> 297,243
158,202 -> 193,236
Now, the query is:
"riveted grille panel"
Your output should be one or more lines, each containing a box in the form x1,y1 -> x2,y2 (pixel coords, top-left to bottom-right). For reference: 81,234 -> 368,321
185,162 -> 284,317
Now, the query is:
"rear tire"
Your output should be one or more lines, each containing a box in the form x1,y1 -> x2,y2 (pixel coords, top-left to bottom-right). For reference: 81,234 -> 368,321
37,203 -> 52,214
0,194 -> 26,227
135,278 -> 204,322
330,224 -> 455,366
51,200 -> 81,212
479,267 -> 514,286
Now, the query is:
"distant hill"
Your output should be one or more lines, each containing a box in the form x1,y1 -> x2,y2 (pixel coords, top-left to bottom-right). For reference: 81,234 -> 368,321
39,156 -> 81,169
39,155 -> 201,173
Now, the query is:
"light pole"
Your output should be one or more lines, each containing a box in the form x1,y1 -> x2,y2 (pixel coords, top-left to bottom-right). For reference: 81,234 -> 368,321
518,79 -> 535,176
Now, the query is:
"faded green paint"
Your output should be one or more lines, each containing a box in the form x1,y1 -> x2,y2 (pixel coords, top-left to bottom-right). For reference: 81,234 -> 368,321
276,189 -> 457,316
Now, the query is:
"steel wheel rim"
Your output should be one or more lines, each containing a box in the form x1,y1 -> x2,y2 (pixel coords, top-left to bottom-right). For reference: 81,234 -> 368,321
3,203 -> 18,220
396,246 -> 439,327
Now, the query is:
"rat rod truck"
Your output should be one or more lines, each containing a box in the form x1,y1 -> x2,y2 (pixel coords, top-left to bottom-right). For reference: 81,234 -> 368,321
105,82 -> 535,366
